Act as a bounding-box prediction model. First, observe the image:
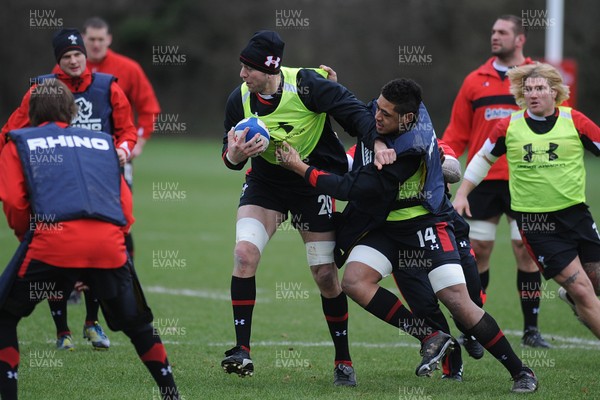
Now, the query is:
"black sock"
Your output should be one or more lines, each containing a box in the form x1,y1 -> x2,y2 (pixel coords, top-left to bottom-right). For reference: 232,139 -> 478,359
365,287 -> 434,342
321,292 -> 351,366
84,291 -> 100,323
479,270 -> 490,290
48,298 -> 70,336
125,323 -> 178,400
518,270 -> 541,331
466,312 -> 523,376
0,311 -> 20,400
231,276 -> 255,350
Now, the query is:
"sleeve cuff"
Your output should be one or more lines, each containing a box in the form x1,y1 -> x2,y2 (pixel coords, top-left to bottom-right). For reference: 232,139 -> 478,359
119,142 -> 131,159
225,151 -> 237,166
304,166 -> 321,187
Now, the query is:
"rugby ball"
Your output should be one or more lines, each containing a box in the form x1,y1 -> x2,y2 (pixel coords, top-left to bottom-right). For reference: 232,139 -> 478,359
234,117 -> 270,156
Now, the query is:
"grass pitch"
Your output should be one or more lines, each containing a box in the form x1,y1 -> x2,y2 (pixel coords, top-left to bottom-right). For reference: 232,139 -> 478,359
1,138 -> 599,399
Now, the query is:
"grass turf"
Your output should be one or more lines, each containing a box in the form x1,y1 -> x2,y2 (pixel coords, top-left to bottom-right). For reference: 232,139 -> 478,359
0,138 -> 599,399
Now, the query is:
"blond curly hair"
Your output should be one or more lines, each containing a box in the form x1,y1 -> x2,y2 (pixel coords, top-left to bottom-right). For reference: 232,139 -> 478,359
507,62 -> 570,108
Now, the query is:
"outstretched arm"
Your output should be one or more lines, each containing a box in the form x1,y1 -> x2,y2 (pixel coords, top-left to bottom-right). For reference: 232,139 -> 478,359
276,141 -> 419,202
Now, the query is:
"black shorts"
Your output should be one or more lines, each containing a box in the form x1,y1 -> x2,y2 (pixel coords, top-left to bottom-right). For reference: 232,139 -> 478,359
515,204 -> 600,279
352,216 -> 460,317
2,259 -> 132,319
356,215 -> 461,272
239,175 -> 335,233
467,180 -> 517,220
451,207 -> 470,243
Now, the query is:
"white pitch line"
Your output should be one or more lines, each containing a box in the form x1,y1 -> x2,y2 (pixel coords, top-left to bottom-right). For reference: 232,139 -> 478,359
209,340 -> 420,349
145,285 -> 271,303
145,286 -> 600,350
209,331 -> 600,351
503,329 -> 600,349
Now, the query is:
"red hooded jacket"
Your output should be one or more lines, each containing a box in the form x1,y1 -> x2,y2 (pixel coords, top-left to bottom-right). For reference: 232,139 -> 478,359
0,68 -> 137,155
52,49 -> 160,139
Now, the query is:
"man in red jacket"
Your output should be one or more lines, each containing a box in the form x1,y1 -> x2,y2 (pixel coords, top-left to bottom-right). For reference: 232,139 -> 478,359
1,28 -> 138,351
49,19 -> 160,348
52,17 -> 161,160
442,15 -> 549,348
0,80 -> 178,400
1,29 -> 137,162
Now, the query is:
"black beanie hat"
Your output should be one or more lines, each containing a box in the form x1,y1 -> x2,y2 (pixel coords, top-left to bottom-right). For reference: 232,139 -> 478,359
53,28 -> 87,62
240,30 -> 284,75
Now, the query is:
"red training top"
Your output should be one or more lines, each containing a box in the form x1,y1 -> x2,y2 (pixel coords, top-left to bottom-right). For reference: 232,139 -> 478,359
52,49 -> 161,139
0,68 -> 137,155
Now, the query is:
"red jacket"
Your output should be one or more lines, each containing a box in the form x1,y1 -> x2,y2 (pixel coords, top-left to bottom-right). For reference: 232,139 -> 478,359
0,68 -> 137,155
442,57 -> 534,181
0,122 -> 134,276
53,49 -> 160,139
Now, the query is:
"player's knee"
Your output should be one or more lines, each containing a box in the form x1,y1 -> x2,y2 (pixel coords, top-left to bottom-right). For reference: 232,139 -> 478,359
583,262 -> 600,294
233,241 -> 260,272
440,292 -> 466,316
428,263 -> 468,314
566,280 -> 597,307
311,263 -> 338,292
235,217 -> 268,259
341,263 -> 380,300
470,239 -> 494,261
341,268 -> 360,298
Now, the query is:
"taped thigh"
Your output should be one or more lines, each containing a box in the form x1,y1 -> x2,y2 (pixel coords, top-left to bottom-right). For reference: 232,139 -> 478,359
428,263 -> 466,293
306,241 -> 335,267
236,217 -> 269,254
468,219 -> 498,241
346,245 -> 393,278
509,219 -> 523,241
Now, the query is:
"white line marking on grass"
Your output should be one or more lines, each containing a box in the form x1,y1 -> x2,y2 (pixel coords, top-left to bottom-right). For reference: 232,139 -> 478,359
504,329 -> 600,349
209,330 -> 600,351
139,286 -> 600,350
209,340 -> 420,349
146,285 -> 271,303
46,339 -> 182,347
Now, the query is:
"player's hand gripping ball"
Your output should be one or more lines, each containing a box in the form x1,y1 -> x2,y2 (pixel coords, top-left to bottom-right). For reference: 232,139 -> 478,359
234,117 -> 270,157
